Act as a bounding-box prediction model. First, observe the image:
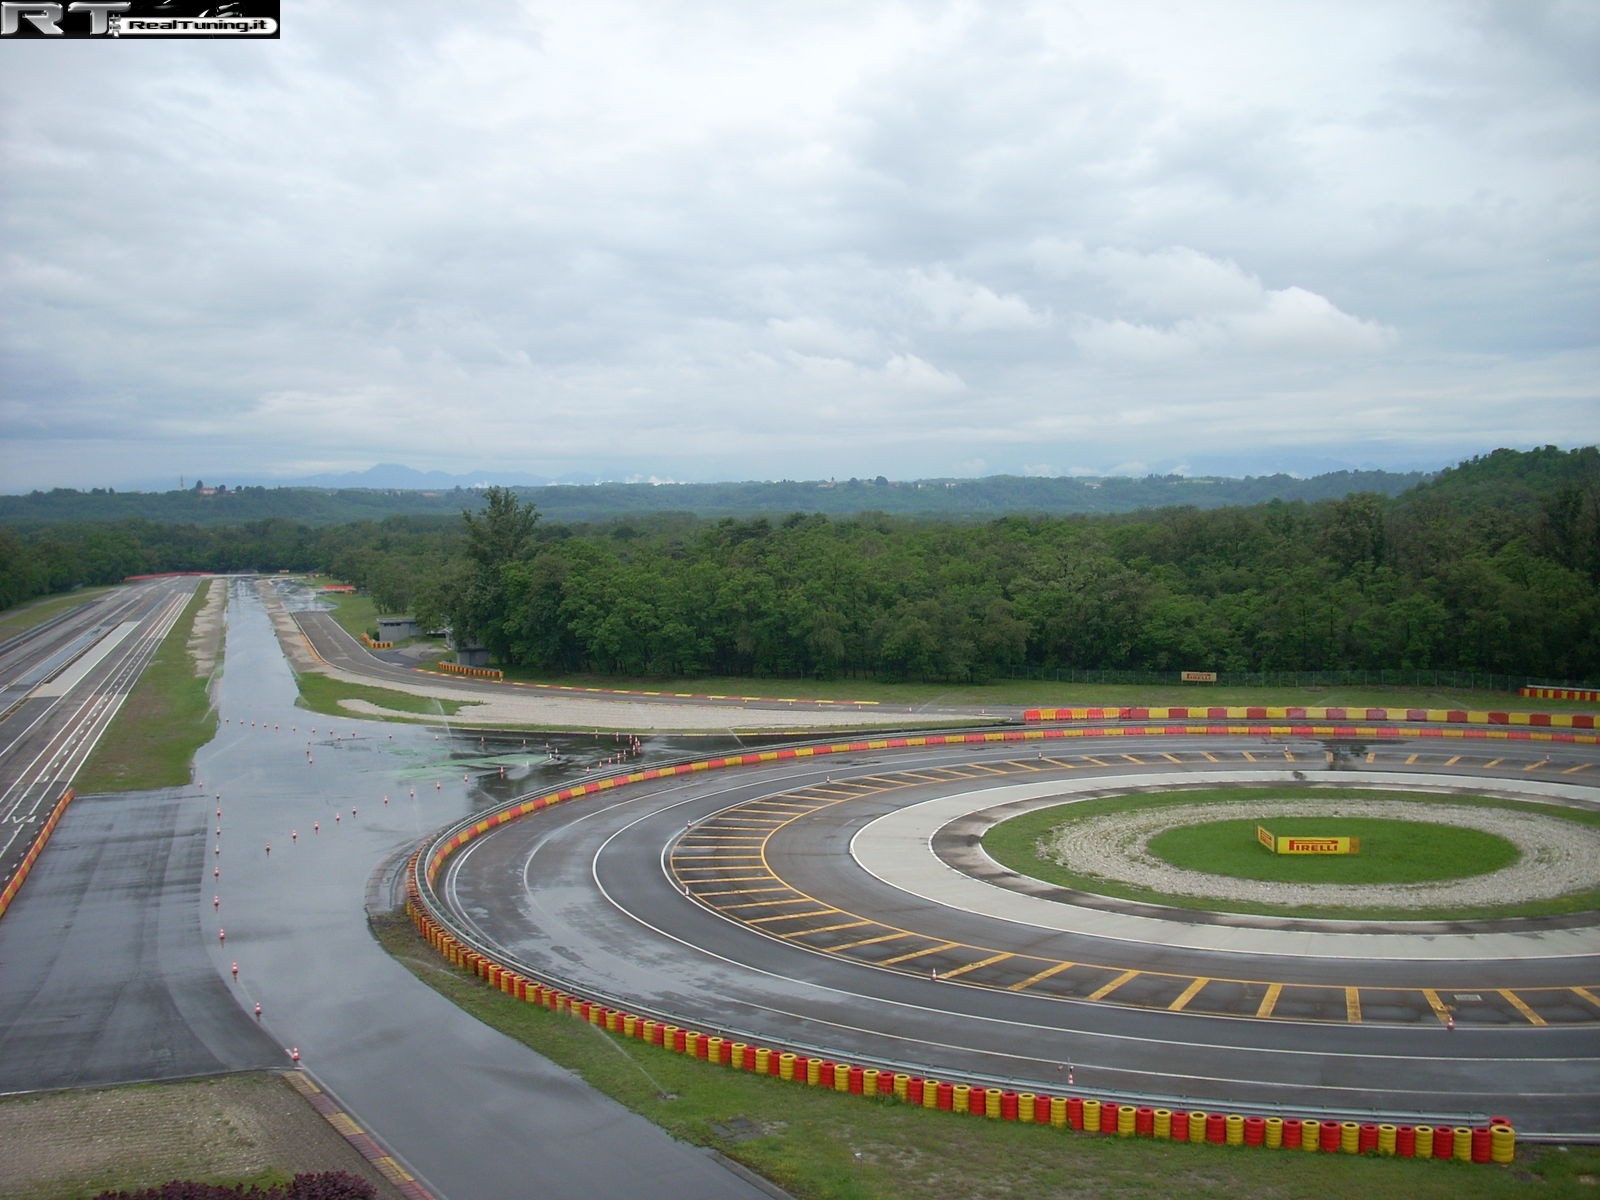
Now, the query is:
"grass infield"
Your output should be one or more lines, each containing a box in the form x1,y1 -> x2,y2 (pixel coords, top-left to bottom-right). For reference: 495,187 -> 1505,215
983,787 -> 1600,920
1147,817 -> 1520,885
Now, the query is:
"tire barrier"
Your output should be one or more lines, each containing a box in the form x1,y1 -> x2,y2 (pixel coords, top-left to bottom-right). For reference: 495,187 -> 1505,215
1521,685 -> 1600,703
0,787 -> 73,922
1025,704 -> 1596,729
359,634 -> 395,649
432,661 -> 504,681
404,756 -> 1526,1171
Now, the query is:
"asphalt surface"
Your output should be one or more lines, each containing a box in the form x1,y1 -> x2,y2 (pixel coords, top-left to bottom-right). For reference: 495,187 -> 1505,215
0,579 -> 782,1200
430,738 -> 1600,1136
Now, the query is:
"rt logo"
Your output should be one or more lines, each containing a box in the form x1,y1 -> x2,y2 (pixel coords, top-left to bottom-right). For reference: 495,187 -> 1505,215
2,2 -> 130,34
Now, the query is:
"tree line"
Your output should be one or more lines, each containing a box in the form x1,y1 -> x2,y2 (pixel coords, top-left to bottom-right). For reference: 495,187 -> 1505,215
3,447 -> 1596,684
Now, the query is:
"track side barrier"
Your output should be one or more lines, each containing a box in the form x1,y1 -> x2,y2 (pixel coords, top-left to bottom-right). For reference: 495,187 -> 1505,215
1024,704 -> 1595,729
0,788 -> 74,922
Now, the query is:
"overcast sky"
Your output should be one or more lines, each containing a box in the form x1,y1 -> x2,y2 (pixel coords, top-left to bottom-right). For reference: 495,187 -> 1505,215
2,1 -> 1596,492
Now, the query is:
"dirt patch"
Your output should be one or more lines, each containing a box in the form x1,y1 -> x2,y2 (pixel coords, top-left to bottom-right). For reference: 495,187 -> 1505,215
0,1072 -> 416,1200
187,578 -> 227,680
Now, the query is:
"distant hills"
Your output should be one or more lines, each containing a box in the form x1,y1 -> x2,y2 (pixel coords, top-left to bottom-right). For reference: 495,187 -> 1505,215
0,466 -> 1434,527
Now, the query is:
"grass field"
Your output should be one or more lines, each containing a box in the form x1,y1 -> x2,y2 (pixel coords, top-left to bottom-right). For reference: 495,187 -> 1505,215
291,670 -> 477,720
369,913 -> 1600,1200
983,787 -> 1600,921
1147,817 -> 1520,884
74,582 -> 219,793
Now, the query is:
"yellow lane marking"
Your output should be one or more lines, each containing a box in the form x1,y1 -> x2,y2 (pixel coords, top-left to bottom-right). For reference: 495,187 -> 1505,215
783,920 -> 871,937
748,908 -> 837,924
720,897 -> 820,911
1200,751 -> 1218,763
1500,989 -> 1547,1026
1168,977 -> 1209,1012
1284,750 -> 1296,762
1564,762 -> 1593,775
695,886 -> 791,897
1081,756 -> 1109,767
826,931 -> 911,953
1422,989 -> 1452,1023
1444,755 -> 1461,766
1484,758 -> 1504,768
1087,969 -> 1140,1002
1120,754 -> 1144,764
1256,983 -> 1282,1018
1523,759 -> 1550,772
1159,753 -> 1182,764
1575,987 -> 1600,1012
1406,753 -> 1419,764
879,941 -> 960,966
1365,752 -> 1376,763
1008,961 -> 1076,992
938,952 -> 1015,981
1240,751 -> 1257,763
672,854 -> 763,862
681,873 -> 775,883
1346,987 -> 1362,1023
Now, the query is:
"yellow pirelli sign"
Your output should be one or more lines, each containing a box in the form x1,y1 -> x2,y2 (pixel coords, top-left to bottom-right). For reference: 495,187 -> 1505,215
1256,825 -> 1360,855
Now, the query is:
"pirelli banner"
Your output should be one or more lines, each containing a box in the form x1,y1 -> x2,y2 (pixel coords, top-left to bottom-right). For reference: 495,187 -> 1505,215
1257,825 -> 1360,855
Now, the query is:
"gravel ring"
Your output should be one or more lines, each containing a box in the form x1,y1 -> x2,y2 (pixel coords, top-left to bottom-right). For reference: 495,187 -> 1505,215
1036,799 -> 1600,909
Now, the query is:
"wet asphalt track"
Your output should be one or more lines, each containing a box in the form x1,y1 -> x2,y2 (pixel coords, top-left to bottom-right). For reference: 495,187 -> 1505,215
0,579 -> 782,1200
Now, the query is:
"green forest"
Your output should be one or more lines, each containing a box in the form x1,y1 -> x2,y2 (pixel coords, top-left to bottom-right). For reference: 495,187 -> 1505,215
2,447 -> 1597,685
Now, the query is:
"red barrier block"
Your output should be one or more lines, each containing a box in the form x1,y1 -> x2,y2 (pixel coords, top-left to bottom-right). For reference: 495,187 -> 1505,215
1100,1102 -> 1119,1134
1359,1124 -> 1379,1154
1206,1112 -> 1227,1144
1002,1091 -> 1019,1121
1282,1118 -> 1302,1149
1433,1126 -> 1455,1159
1396,1125 -> 1416,1157
1033,1094 -> 1052,1124
1319,1121 -> 1341,1152
848,1066 -> 864,1094
936,1081 -> 954,1111
1171,1110 -> 1189,1142
1244,1116 -> 1265,1146
1068,1097 -> 1084,1130
1136,1107 -> 1155,1136
906,1076 -> 925,1105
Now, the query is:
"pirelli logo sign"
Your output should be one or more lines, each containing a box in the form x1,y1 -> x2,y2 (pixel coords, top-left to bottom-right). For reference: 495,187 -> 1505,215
1257,825 -> 1360,855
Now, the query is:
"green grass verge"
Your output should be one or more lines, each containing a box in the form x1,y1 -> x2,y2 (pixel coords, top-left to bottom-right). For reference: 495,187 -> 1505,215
1147,819 -> 1520,885
983,787 -> 1600,921
369,913 -> 1598,1200
490,671 -> 1600,713
311,586 -> 379,640
74,583 -> 218,793
0,587 -> 115,641
292,670 -> 477,720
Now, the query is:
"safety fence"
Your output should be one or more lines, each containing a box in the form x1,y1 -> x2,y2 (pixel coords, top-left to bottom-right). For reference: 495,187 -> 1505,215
404,725 -> 1560,1165
1026,705 -> 1597,728
0,788 -> 74,922
360,634 -> 395,650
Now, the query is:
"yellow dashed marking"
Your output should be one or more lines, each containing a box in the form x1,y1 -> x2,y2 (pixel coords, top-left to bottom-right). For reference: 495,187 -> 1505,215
749,908 -> 837,924
784,919 -> 871,937
938,951 -> 1015,980
1256,983 -> 1282,1019
1159,753 -> 1182,764
1444,755 -> 1461,766
1484,758 -> 1504,768
1345,988 -> 1362,1023
1406,753 -> 1419,764
696,885 -> 790,897
1500,989 -> 1547,1026
1008,961 -> 1077,992
827,931 -> 911,953
1087,969 -> 1140,1002
1523,760 -> 1550,772
1168,977 -> 1209,1012
879,941 -> 961,966
1240,751 -> 1257,763
1423,989 -> 1452,1023
1200,751 -> 1218,763
1564,762 -> 1593,775
720,897 -> 816,911
1575,987 -> 1600,1012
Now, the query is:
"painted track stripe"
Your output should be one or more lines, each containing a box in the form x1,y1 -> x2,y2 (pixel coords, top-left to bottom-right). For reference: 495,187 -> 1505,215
1169,977 -> 1210,1012
879,941 -> 960,966
1088,969 -> 1140,1002
1501,989 -> 1548,1026
939,951 -> 1015,981
1009,960 -> 1077,992
1346,987 -> 1362,1024
1255,982 -> 1282,1018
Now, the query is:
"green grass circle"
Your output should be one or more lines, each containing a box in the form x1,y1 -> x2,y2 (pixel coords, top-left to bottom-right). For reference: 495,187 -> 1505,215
980,786 -> 1600,920
1145,817 -> 1519,886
